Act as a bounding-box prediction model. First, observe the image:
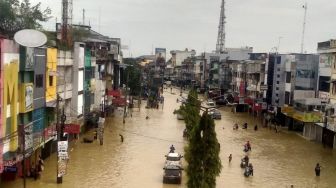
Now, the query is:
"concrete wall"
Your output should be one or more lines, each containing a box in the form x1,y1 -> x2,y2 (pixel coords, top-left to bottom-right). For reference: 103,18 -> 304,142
46,48 -> 57,104
33,48 -> 46,109
72,42 -> 85,118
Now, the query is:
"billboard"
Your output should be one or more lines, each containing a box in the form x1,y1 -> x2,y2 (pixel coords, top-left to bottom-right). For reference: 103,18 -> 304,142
19,83 -> 34,113
155,48 -> 166,66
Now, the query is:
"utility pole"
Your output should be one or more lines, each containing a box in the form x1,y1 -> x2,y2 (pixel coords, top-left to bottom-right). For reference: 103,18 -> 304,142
56,94 -> 66,184
277,37 -> 282,53
123,68 -> 129,124
20,124 -> 26,188
301,2 -> 307,54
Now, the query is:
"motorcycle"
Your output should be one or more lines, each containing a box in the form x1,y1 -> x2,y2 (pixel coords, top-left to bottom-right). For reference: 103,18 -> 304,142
240,159 -> 247,168
244,166 -> 251,177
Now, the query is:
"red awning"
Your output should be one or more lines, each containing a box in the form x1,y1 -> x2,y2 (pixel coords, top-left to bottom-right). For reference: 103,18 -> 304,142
253,103 -> 263,111
108,90 -> 121,97
244,98 -> 253,105
112,98 -> 127,107
64,124 -> 81,134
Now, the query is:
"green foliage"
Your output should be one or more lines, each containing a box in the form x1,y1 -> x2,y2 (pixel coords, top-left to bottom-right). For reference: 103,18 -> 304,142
178,90 -> 222,188
0,0 -> 51,36
185,113 -> 222,188
71,27 -> 90,42
123,58 -> 142,96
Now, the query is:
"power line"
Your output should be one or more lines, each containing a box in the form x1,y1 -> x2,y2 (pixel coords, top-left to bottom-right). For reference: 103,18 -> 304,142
114,126 -> 185,145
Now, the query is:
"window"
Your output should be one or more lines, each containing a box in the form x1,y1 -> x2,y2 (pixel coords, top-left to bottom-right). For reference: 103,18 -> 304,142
333,84 -> 336,95
276,87 -> 279,90
286,72 -> 291,83
276,93 -> 279,97
277,74 -> 280,78
277,68 -> 280,71
35,74 -> 43,88
49,76 -> 53,86
277,81 -> 280,84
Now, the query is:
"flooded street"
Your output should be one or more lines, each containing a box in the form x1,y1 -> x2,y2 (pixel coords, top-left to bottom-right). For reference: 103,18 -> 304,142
3,88 -> 336,188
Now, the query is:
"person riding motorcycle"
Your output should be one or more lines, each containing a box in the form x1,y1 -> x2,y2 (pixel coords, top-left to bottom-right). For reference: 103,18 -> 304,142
244,155 -> 249,165
170,145 -> 175,153
248,163 -> 254,176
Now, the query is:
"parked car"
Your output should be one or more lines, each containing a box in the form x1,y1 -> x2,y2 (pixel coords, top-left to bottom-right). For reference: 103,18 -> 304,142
163,165 -> 183,184
209,109 -> 221,120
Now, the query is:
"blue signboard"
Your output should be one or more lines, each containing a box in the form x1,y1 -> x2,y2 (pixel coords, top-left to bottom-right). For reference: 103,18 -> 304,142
4,166 -> 17,173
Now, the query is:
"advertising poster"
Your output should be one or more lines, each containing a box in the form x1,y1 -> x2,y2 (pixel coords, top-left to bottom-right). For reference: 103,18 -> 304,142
24,123 -> 33,155
155,48 -> 166,66
25,47 -> 34,69
25,84 -> 33,110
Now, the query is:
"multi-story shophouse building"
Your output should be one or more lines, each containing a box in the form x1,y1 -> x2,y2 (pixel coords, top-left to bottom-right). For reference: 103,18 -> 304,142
314,39 -> 336,148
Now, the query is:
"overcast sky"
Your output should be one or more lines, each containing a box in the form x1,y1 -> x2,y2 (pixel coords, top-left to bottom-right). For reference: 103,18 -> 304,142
32,0 -> 336,58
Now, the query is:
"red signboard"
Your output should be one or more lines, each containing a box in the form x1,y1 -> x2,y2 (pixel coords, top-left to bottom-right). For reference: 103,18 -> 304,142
64,124 -> 81,134
108,90 -> 121,97
43,125 -> 56,139
0,144 -> 3,173
253,103 -> 263,111
112,98 -> 126,107
239,81 -> 245,96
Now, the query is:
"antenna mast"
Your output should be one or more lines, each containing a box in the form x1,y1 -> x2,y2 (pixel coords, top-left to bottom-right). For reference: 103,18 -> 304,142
301,2 -> 307,54
216,0 -> 226,54
82,9 -> 85,25
61,0 -> 73,46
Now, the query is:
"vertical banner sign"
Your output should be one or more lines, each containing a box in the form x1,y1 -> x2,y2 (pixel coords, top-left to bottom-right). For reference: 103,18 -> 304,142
155,48 -> 166,67
57,141 -> 69,177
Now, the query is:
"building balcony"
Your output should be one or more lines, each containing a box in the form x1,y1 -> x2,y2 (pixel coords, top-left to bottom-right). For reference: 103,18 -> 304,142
57,57 -> 73,66
57,83 -> 73,100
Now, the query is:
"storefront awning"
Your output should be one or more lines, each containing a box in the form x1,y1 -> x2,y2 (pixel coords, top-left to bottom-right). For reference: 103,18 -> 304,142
108,90 -> 121,97
112,98 -> 127,107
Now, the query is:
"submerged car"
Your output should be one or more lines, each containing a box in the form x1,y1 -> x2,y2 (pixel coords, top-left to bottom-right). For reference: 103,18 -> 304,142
177,114 -> 184,120
206,101 -> 216,109
165,153 -> 183,168
209,109 -> 221,120
163,165 -> 183,184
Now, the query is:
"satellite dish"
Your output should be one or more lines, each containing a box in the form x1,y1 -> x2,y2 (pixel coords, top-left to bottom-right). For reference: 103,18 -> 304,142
14,29 -> 47,47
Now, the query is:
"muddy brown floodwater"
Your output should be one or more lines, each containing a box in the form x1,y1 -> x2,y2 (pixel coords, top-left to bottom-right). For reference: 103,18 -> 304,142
3,88 -> 336,188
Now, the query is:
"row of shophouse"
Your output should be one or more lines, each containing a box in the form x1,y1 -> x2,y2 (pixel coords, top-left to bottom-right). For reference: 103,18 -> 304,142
167,39 -> 336,149
0,26 -> 125,180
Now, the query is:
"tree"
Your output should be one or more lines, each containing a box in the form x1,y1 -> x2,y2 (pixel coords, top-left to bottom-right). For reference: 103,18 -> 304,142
185,112 -> 222,188
0,0 -> 51,36
123,58 -> 142,96
174,89 -> 200,134
176,90 -> 222,188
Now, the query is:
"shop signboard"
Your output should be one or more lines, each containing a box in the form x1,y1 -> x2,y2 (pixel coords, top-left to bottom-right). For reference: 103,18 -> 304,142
64,124 -> 81,134
4,166 -> 17,173
58,160 -> 67,176
44,125 -> 56,140
58,141 -> 68,152
24,123 -> 33,152
58,152 -> 69,160
19,83 -> 34,113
